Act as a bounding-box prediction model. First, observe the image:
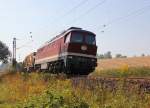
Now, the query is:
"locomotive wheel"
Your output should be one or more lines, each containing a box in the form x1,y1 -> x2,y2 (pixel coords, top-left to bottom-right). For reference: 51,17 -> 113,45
48,63 -> 53,73
57,61 -> 63,73
59,61 -> 64,73
54,62 -> 59,74
61,61 -> 69,74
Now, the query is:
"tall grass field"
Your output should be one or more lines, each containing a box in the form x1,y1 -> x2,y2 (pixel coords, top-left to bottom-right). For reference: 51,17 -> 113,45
0,72 -> 150,108
0,56 -> 150,108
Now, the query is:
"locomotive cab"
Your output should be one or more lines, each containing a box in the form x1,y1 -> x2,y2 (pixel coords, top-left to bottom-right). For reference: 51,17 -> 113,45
63,30 -> 97,75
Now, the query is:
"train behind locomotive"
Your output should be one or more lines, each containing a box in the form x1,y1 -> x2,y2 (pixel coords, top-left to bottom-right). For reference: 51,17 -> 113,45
23,27 -> 97,75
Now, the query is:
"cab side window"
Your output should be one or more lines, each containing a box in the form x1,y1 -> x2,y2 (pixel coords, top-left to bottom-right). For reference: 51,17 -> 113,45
65,33 -> 71,43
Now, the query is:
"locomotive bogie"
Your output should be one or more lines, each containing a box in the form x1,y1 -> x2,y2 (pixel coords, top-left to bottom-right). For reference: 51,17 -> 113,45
65,55 -> 97,75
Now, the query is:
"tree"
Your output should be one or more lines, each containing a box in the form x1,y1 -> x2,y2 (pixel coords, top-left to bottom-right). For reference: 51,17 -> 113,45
115,54 -> 127,58
97,54 -> 104,59
141,53 -> 145,57
116,54 -> 122,58
97,51 -> 112,59
104,51 -> 112,59
0,41 -> 11,63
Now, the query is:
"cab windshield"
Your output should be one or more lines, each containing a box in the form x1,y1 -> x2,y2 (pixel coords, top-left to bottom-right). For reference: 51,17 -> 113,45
85,34 -> 96,45
70,32 -> 83,43
70,32 -> 96,45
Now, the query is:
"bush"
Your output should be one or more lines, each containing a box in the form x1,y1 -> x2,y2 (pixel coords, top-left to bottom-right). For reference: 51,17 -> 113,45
16,90 -> 89,108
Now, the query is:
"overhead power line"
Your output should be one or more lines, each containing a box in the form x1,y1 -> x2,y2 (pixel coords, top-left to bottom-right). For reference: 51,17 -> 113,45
69,0 -> 107,24
16,40 -> 33,50
48,0 -> 107,39
61,0 -> 90,18
16,33 -> 33,50
100,5 -> 150,30
37,0 -> 90,37
49,0 -> 107,36
47,0 -> 90,26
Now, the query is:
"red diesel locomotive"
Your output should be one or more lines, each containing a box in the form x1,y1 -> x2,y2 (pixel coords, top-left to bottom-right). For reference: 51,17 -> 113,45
23,27 -> 97,75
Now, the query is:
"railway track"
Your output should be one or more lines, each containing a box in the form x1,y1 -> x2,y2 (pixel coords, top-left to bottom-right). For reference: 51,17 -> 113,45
71,76 -> 150,93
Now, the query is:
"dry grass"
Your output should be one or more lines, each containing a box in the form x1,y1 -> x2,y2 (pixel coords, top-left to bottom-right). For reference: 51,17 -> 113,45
0,72 -> 49,107
0,72 -> 150,107
92,56 -> 150,78
97,56 -> 150,70
0,56 -> 150,107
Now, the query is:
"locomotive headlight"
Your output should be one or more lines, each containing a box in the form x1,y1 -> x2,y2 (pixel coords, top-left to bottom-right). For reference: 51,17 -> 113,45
81,45 -> 87,51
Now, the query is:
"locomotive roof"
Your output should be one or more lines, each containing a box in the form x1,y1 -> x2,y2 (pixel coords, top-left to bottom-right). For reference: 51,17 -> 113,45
39,27 -> 95,49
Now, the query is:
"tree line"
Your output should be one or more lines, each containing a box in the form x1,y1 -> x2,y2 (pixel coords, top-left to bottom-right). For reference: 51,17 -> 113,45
0,41 -> 11,63
97,51 -> 127,59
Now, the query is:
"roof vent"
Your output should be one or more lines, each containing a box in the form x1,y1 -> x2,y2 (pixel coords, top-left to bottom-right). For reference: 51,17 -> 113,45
68,27 -> 82,30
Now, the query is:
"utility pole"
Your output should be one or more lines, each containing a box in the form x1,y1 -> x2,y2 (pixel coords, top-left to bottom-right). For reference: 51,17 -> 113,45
12,37 -> 17,69
11,33 -> 33,70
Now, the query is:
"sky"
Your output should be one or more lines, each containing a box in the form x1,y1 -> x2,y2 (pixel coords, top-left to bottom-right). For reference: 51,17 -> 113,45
0,0 -> 150,62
